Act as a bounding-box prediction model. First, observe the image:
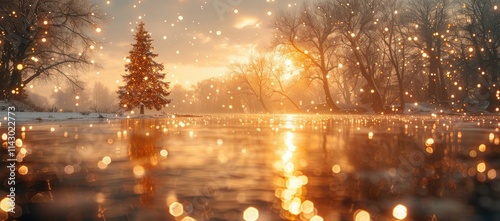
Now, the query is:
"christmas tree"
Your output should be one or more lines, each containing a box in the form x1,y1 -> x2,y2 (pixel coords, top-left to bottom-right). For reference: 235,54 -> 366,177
118,22 -> 171,114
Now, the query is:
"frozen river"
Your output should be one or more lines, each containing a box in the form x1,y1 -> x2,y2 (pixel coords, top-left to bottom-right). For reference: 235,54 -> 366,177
2,114 -> 500,221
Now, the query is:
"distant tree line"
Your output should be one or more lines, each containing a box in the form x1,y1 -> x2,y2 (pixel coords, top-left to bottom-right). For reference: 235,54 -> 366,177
167,0 -> 500,114
24,82 -> 119,113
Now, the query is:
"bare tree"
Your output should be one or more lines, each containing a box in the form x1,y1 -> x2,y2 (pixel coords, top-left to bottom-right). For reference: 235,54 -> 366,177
51,83 -> 91,112
329,64 -> 361,106
0,0 -> 103,100
273,1 -> 341,112
229,54 -> 274,112
406,0 -> 451,104
90,82 -> 118,113
166,84 -> 195,113
457,0 -> 500,112
378,0 -> 417,112
330,0 -> 387,112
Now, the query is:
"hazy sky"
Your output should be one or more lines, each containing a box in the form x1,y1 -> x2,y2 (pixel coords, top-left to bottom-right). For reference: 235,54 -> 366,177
56,0 -> 309,94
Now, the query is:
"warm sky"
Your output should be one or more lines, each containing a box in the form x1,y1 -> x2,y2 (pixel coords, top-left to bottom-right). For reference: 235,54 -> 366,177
54,0 -> 311,94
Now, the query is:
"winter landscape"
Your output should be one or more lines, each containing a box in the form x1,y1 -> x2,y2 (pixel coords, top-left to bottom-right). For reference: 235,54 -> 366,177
1,0 -> 500,221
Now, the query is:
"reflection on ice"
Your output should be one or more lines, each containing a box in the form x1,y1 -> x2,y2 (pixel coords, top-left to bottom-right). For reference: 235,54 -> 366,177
1,114 -> 499,220
274,130 -> 321,220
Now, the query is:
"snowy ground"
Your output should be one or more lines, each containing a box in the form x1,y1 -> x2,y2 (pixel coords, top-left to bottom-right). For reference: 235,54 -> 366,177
0,111 -> 120,122
0,100 -> 115,122
0,100 -> 495,124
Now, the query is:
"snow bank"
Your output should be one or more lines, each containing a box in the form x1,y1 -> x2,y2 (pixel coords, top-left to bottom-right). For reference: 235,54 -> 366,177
0,111 -> 119,123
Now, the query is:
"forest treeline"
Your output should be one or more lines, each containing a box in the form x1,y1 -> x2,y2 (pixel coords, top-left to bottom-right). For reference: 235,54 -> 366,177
2,0 -> 499,114
170,0 -> 500,114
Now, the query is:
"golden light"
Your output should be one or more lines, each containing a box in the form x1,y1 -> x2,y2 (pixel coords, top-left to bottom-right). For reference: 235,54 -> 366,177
479,144 -> 486,152
18,165 -> 28,175
97,161 -> 108,169
243,207 -> 259,221
169,202 -> 184,217
469,150 -> 477,157
332,164 -> 341,174
14,138 -> 22,147
285,59 -> 292,66
310,215 -> 324,221
289,197 -> 302,215
133,165 -> 145,177
181,217 -> 195,221
393,204 -> 408,220
0,198 -> 13,212
286,176 -> 303,189
300,200 -> 315,214
96,27 -> 102,33
426,147 -> 434,154
16,64 -> 23,70
354,209 -> 370,221
284,162 -> 294,173
102,156 -> 112,165
64,165 -> 75,174
425,138 -> 434,146
477,162 -> 486,173
488,169 -> 497,179
160,149 -> 169,157
95,192 -> 105,203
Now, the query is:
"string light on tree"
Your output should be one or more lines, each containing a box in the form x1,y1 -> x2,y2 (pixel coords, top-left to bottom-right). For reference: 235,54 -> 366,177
118,22 -> 171,115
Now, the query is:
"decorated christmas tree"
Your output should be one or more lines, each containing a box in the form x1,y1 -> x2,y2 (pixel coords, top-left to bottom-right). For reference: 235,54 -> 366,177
118,22 -> 171,114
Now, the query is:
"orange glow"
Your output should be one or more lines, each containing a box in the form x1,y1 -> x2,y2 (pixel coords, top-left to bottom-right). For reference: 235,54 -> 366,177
393,204 -> 408,220
477,162 -> 486,173
354,209 -> 370,221
18,165 -> 28,175
169,202 -> 184,217
243,207 -> 259,221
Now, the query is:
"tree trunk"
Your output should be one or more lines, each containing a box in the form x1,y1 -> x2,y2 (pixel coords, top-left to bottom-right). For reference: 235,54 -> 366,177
343,78 -> 352,106
258,97 -> 269,113
370,88 -> 385,113
321,75 -> 340,112
7,67 -> 23,101
140,104 -> 145,115
364,76 -> 385,112
397,76 -> 406,113
428,55 -> 439,103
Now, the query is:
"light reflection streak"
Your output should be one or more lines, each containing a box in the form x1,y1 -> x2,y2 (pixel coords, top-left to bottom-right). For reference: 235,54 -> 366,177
126,119 -> 163,206
274,128 -> 322,220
